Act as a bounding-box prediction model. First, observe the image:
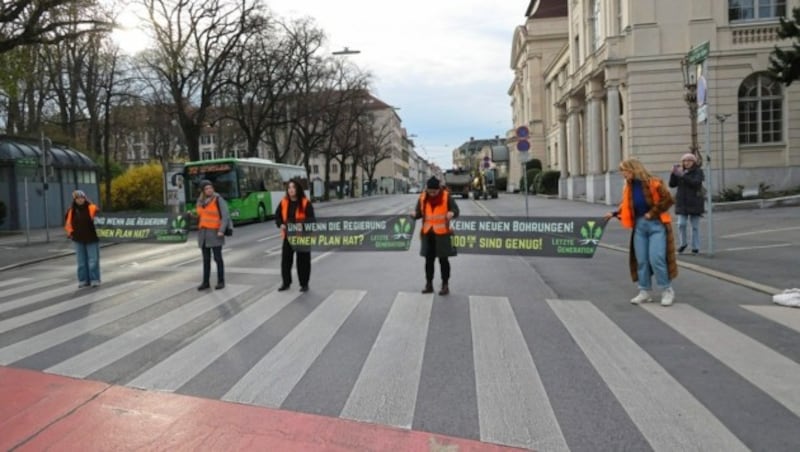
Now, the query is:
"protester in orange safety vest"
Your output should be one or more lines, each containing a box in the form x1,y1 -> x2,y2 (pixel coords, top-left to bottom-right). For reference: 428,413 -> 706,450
193,179 -> 231,291
604,158 -> 678,307
275,178 -> 315,292
64,190 -> 101,288
411,176 -> 460,295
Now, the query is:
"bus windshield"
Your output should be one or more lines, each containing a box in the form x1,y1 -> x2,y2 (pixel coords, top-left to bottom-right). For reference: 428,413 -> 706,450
185,163 -> 239,200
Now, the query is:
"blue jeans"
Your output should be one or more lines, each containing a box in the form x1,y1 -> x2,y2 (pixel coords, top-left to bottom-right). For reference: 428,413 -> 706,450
677,214 -> 701,250
74,241 -> 100,284
633,217 -> 671,291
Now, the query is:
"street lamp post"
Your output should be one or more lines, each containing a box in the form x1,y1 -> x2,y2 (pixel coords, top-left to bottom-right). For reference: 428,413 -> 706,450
681,57 -> 700,160
715,113 -> 733,192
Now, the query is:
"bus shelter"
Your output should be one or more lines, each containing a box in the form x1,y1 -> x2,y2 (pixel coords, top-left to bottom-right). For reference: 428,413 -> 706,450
0,135 -> 98,231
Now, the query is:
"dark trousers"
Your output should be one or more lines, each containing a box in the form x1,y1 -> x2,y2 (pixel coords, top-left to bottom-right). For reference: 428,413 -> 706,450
424,234 -> 450,283
282,239 -> 311,287
201,246 -> 224,285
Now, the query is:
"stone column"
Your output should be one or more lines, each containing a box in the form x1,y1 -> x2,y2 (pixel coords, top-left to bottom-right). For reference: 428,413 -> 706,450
558,108 -> 568,198
605,80 -> 622,205
586,81 -> 604,203
566,97 -> 581,200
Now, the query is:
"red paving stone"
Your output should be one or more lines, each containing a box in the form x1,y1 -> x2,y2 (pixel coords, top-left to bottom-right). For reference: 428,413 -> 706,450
0,366 -> 530,451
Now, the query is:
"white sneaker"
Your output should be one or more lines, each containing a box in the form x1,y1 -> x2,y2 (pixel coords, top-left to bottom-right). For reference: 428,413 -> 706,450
661,287 -> 675,306
630,290 -> 651,305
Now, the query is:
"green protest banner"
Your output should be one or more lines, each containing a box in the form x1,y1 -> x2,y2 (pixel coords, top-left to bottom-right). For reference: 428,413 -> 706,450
94,213 -> 188,243
449,216 -> 606,257
286,215 -> 606,257
286,215 -> 414,251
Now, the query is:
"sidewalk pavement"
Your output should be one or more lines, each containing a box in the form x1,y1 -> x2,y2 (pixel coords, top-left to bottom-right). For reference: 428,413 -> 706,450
0,195 -> 796,450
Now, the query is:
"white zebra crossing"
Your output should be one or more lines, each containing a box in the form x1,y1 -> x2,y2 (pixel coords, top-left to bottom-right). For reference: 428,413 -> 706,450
471,296 -> 568,451
47,284 -> 250,378
0,282 -> 196,364
340,291 -> 433,429
742,304 -> 800,334
223,289 -> 366,407
0,280 -> 147,334
129,288 -> 303,391
0,277 -> 31,289
549,299 -> 748,451
2,278 -> 797,450
643,302 -> 800,418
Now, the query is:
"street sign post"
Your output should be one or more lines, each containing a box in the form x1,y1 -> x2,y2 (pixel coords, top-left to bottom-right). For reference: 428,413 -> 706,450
687,41 -> 709,65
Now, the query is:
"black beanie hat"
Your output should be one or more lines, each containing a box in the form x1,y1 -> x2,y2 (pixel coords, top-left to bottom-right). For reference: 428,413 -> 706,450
426,176 -> 440,189
199,179 -> 213,190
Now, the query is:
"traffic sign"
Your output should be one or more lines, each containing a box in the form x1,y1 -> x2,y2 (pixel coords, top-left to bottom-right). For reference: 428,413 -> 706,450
516,126 -> 529,138
687,41 -> 709,65
516,140 -> 530,152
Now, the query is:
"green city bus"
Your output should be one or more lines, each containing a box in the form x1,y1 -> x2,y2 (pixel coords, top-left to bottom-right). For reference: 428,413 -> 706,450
183,158 -> 308,223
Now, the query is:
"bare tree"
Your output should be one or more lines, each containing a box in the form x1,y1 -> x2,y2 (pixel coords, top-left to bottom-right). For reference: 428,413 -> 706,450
261,17 -> 328,166
140,0 -> 261,162
0,0 -> 113,55
359,111 -> 394,196
221,14 -> 300,158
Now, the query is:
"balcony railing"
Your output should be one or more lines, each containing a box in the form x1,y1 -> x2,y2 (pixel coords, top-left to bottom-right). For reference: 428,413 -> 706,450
731,23 -> 782,45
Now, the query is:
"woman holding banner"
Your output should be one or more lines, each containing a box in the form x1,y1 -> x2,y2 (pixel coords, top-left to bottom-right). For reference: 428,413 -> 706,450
276,178 -> 315,292
412,176 -> 459,295
64,190 -> 101,288
195,180 -> 231,291
604,158 -> 678,306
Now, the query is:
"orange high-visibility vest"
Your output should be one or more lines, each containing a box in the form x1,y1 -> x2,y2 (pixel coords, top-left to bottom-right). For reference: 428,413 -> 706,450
64,204 -> 99,236
280,197 -> 309,239
197,197 -> 222,230
419,190 -> 451,236
618,179 -> 671,228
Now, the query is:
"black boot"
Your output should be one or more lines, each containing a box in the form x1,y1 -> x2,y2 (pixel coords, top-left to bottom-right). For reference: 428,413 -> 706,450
215,281 -> 225,290
197,283 -> 210,291
439,282 -> 449,296
422,281 -> 433,294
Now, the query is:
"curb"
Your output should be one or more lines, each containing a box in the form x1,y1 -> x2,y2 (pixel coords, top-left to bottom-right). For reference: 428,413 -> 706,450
600,243 -> 781,296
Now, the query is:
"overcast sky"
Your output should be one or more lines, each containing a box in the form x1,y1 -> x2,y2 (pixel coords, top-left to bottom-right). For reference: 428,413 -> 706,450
266,1 -> 526,168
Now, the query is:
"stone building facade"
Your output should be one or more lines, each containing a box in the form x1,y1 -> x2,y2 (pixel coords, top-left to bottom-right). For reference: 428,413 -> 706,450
511,0 -> 800,204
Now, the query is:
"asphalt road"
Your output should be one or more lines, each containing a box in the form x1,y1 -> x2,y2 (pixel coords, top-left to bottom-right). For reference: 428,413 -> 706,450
0,194 -> 798,451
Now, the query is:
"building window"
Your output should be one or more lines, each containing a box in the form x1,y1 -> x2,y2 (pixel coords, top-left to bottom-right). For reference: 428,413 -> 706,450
312,164 -> 319,174
589,0 -> 603,52
738,73 -> 783,144
729,0 -> 786,22
331,163 -> 339,174
615,0 -> 623,34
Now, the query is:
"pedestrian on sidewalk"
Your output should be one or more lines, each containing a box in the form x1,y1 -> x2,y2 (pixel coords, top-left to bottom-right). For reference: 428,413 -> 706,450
64,190 -> 101,288
669,153 -> 705,255
194,180 -> 230,291
604,158 -> 678,306
412,176 -> 459,295
276,178 -> 315,292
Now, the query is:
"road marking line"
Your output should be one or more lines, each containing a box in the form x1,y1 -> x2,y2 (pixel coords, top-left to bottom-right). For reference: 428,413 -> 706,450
643,303 -> 800,418
129,287 -> 301,391
0,277 -> 31,289
47,285 -> 250,378
341,291 -> 433,429
0,282 -> 196,365
550,299 -> 748,452
718,243 -> 795,252
0,281 -> 148,334
721,226 -> 800,238
223,289 -> 365,407
0,279 -> 68,300
741,305 -> 800,334
472,296 -> 568,451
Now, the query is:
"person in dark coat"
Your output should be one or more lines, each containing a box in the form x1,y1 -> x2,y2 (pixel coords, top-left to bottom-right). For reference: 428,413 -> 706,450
194,180 -> 231,290
412,176 -> 459,295
64,190 -> 101,288
669,153 -> 705,254
275,178 -> 315,292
